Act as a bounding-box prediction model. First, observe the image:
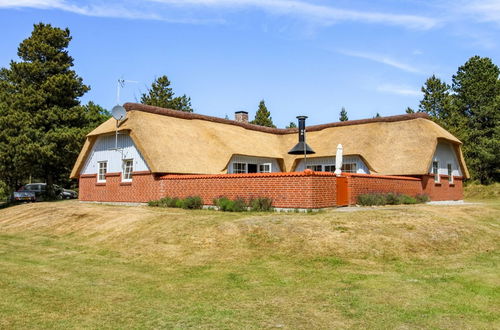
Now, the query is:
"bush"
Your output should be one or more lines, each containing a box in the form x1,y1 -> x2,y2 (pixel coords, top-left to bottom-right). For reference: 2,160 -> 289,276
183,196 -> 203,209
147,196 -> 203,209
415,194 -> 430,203
357,193 -> 425,206
250,197 -> 273,211
357,193 -> 387,206
213,197 -> 250,212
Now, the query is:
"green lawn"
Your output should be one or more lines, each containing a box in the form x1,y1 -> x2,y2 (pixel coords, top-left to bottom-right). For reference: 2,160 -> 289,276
0,200 -> 498,329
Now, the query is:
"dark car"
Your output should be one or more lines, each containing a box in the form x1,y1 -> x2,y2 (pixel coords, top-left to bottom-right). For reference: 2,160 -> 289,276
61,188 -> 78,199
13,183 -> 64,202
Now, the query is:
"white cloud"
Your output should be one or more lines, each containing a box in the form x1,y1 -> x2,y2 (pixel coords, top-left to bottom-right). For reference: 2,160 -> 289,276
0,0 -> 223,24
0,0 -> 438,29
337,49 -> 422,74
150,0 -> 438,30
462,0 -> 500,24
377,84 -> 420,96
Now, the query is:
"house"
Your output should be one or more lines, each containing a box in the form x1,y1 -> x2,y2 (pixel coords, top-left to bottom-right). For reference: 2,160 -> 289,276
71,103 -> 469,208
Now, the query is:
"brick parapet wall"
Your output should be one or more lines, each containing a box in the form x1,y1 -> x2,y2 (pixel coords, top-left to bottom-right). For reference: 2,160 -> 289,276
421,175 -> 463,201
344,173 -> 423,204
78,170 -> 464,207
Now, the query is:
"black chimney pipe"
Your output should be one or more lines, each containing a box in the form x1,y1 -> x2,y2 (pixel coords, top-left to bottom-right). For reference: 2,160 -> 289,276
288,116 -> 315,155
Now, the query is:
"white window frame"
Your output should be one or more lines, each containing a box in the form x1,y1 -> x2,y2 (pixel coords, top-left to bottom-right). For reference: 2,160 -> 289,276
432,161 -> 440,183
258,163 -> 271,173
447,163 -> 453,184
233,162 -> 247,174
342,163 -> 357,173
324,165 -> 335,173
122,159 -> 133,182
306,165 -> 322,172
97,161 -> 107,182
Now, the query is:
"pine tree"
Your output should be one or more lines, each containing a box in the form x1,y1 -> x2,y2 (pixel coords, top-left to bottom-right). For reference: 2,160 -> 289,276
140,75 -> 193,112
286,121 -> 297,128
374,113 -> 381,118
0,23 -> 108,195
406,107 -> 415,113
419,75 -> 452,123
251,100 -> 275,127
339,107 -> 348,121
451,56 -> 500,183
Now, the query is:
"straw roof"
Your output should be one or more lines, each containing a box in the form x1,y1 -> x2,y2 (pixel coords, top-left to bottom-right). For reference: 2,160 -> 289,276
70,103 -> 469,178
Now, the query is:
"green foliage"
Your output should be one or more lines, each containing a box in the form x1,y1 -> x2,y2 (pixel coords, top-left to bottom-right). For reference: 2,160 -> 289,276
140,75 -> 193,112
286,121 -> 297,128
0,23 -> 109,194
405,107 -> 415,114
0,180 -> 7,201
464,183 -> 500,200
213,197 -> 247,212
250,100 -> 275,128
374,112 -> 381,118
339,107 -> 348,121
357,193 -> 424,206
418,57 -> 500,183
249,197 -> 273,211
148,196 -> 202,209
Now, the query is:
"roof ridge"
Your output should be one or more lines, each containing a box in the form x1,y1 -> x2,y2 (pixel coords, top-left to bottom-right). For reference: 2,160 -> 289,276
123,102 -> 430,134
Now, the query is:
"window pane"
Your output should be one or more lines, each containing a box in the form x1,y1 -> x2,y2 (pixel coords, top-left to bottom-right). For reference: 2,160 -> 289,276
306,165 -> 322,171
123,159 -> 133,180
324,165 -> 335,172
233,163 -> 246,174
259,164 -> 271,173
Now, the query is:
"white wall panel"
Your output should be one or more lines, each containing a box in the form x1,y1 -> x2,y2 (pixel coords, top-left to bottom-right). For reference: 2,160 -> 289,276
295,155 -> 369,174
81,133 -> 150,175
227,155 -> 281,173
428,141 -> 462,177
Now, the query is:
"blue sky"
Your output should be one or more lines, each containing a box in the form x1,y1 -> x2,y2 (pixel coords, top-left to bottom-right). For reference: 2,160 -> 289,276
1,0 -> 499,126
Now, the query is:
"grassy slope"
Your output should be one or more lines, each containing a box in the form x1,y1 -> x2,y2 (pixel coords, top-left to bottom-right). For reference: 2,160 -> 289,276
0,201 -> 498,329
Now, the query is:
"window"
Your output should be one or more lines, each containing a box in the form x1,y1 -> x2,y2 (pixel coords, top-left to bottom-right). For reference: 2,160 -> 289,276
98,161 -> 107,182
324,165 -> 336,173
233,163 -> 246,174
342,163 -> 357,173
447,164 -> 453,183
259,163 -> 271,173
432,161 -> 439,182
122,159 -> 133,181
306,165 -> 322,171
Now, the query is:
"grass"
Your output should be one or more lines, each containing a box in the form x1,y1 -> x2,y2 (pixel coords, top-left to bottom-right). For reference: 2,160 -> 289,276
0,200 -> 499,328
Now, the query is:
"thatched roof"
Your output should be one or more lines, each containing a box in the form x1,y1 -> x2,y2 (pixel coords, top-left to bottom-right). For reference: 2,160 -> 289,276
70,103 -> 469,178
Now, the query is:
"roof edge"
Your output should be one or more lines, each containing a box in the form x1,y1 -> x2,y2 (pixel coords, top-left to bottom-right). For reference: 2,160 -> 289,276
123,102 -> 431,134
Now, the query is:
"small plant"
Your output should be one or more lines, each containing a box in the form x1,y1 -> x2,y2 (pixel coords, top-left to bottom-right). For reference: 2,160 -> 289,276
250,197 -> 273,212
183,196 -> 203,209
357,193 -> 387,206
232,198 -> 248,212
415,194 -> 430,203
357,193 -> 426,206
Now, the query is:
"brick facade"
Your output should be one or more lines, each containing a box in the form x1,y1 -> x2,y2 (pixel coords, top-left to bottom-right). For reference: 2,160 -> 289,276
344,173 -> 423,204
78,171 -> 464,208
421,174 -> 464,201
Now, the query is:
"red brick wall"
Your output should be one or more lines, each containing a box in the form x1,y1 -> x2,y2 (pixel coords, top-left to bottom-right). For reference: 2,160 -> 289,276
344,173 -> 423,204
159,171 -> 337,209
421,175 -> 464,201
79,171 -> 337,208
78,171 -> 464,207
79,171 -> 161,203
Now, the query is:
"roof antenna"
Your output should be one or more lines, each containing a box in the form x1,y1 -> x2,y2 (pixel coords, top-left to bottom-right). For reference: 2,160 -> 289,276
111,78 -> 138,152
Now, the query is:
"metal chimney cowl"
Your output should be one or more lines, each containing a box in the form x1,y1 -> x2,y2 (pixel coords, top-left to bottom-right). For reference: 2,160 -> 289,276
288,116 -> 316,155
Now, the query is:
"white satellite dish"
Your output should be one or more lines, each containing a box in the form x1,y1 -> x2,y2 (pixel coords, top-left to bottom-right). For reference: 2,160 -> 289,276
111,105 -> 127,121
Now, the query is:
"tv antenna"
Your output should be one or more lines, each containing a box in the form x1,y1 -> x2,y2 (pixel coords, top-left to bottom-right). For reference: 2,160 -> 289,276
111,78 -> 138,152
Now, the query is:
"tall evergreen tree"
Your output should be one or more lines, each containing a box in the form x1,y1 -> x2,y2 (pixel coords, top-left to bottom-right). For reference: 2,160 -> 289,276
451,56 -> 500,183
251,100 -> 275,127
0,23 -> 108,195
140,75 -> 193,112
286,121 -> 297,128
339,107 -> 348,121
419,75 -> 452,123
406,107 -> 415,113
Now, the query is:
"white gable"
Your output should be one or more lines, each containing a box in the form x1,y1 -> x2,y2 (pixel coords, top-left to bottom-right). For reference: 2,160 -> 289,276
81,133 -> 149,175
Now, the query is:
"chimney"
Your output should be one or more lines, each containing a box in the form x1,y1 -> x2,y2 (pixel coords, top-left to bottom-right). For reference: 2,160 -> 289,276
288,116 -> 315,155
235,111 -> 248,123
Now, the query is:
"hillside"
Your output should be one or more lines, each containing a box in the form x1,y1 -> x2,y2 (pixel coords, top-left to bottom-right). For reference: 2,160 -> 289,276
0,201 -> 499,328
